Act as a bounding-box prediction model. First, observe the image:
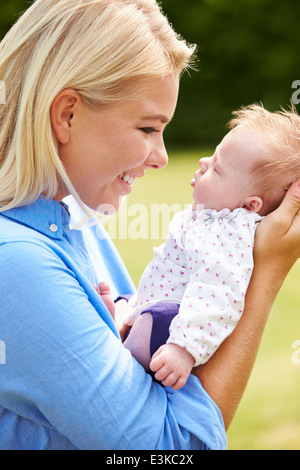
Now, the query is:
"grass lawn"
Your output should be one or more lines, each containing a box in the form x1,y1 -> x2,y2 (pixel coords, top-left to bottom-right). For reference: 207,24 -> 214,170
104,149 -> 300,450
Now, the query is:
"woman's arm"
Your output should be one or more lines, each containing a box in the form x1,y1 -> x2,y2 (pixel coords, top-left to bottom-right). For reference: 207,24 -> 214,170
0,239 -> 226,450
193,180 -> 300,430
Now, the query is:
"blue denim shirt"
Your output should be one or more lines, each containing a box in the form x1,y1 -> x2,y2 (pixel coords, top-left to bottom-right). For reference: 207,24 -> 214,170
0,197 -> 226,450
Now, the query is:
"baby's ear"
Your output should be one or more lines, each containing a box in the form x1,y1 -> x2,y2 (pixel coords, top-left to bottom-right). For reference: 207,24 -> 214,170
243,196 -> 263,213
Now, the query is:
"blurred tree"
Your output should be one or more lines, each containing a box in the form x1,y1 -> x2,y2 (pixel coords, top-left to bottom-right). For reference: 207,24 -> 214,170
0,0 -> 299,147
0,0 -> 31,38
161,0 -> 300,147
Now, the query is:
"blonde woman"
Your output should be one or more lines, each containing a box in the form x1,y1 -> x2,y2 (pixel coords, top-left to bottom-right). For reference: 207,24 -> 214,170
0,0 -> 299,450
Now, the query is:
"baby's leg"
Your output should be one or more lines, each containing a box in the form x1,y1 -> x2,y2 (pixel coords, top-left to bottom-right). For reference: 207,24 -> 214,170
123,303 -> 179,371
123,313 -> 153,371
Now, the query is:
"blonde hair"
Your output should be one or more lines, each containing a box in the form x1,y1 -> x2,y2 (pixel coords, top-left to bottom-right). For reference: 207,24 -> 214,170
228,103 -> 300,214
0,0 -> 196,211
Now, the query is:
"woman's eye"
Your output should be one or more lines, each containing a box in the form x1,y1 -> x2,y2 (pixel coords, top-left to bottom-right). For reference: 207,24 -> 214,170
140,127 -> 159,135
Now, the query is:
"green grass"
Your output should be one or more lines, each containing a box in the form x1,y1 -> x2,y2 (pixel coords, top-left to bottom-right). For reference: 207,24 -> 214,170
104,150 -> 300,450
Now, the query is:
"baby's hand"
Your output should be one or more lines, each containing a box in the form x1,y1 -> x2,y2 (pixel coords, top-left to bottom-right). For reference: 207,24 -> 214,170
150,343 -> 195,390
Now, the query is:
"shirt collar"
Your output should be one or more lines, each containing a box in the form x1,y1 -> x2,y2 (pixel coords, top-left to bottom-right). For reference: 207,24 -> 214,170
0,197 -> 70,240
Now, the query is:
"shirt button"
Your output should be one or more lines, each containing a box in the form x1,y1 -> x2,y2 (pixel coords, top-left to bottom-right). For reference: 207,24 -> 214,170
49,224 -> 58,233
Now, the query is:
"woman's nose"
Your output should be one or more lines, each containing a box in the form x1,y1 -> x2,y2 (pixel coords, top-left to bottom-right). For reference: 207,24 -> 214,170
146,138 -> 168,169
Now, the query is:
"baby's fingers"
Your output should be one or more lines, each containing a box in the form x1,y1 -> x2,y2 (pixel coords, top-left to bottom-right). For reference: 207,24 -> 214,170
151,358 -> 173,382
161,372 -> 179,387
151,362 -> 170,382
171,376 -> 188,391
160,371 -> 187,390
149,347 -> 165,372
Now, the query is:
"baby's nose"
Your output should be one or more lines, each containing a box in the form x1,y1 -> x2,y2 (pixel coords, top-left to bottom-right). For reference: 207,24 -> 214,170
199,157 -> 210,174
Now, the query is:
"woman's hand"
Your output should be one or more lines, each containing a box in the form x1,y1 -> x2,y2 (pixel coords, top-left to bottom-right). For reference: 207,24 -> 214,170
254,179 -> 300,276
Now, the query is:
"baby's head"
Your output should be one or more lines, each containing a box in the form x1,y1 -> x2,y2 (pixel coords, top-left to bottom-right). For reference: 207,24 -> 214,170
192,104 -> 300,215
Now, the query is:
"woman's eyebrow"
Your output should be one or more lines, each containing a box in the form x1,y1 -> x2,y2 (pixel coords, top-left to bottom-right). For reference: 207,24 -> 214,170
142,114 -> 170,124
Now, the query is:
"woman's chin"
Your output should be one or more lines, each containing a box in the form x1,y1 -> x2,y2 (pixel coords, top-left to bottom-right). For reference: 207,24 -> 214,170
80,178 -> 131,214
92,194 -> 125,215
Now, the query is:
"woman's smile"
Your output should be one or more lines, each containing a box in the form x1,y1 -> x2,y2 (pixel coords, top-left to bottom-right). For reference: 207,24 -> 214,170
119,172 -> 137,186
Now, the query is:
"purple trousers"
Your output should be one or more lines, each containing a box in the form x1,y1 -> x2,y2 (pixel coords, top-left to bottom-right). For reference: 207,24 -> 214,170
115,295 -> 179,355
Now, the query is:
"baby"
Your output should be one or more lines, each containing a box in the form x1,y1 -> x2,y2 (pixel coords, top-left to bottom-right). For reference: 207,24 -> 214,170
99,103 -> 300,390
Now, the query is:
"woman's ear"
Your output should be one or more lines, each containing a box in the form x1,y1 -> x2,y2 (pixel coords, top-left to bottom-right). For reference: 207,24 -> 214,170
50,89 -> 81,144
243,196 -> 263,213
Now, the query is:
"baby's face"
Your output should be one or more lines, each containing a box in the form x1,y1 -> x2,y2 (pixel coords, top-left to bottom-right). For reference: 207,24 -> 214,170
191,126 -> 262,211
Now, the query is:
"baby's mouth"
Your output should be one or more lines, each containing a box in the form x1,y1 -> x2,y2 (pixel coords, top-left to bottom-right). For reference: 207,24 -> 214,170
191,169 -> 201,187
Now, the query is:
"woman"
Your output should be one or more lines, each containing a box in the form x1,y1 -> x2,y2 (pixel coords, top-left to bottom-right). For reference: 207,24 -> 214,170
0,0 -> 299,450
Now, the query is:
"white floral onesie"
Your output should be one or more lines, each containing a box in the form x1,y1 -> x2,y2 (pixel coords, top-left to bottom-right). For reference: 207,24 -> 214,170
125,207 -> 263,366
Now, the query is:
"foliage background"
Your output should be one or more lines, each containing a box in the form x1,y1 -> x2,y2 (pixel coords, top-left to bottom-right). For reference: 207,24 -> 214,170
162,0 -> 300,147
1,0 -> 299,148
1,0 -> 299,450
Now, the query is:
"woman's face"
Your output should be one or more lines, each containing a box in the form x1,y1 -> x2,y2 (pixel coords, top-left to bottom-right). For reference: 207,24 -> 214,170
55,75 -> 179,211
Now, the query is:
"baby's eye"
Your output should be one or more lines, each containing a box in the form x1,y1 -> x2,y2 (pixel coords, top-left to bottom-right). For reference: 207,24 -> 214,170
140,127 -> 160,135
